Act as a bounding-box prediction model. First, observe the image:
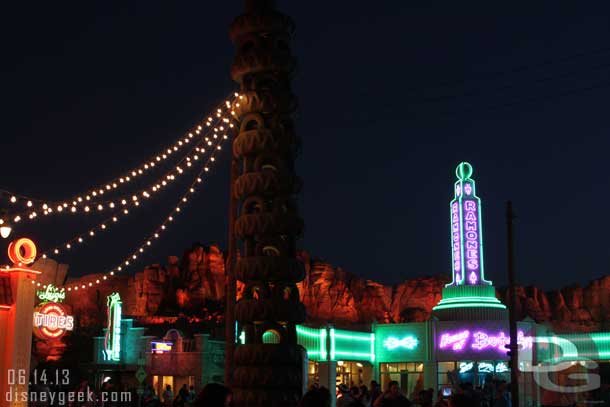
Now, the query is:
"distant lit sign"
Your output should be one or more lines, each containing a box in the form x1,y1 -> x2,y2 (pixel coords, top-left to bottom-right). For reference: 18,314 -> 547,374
478,362 -> 494,373
439,329 -> 532,353
33,302 -> 74,340
151,341 -> 173,354
104,293 -> 122,361
459,362 -> 473,373
383,336 -> 418,350
37,284 -> 66,303
495,362 -> 509,373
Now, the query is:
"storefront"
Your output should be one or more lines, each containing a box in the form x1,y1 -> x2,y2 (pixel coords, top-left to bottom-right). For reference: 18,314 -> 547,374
294,326 -> 375,390
373,323 -> 429,399
87,162 -> 610,406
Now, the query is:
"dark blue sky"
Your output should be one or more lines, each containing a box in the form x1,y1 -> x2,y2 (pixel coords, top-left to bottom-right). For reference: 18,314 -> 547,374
1,1 -> 609,289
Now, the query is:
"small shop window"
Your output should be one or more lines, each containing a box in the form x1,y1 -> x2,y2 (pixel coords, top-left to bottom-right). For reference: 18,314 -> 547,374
379,362 -> 424,399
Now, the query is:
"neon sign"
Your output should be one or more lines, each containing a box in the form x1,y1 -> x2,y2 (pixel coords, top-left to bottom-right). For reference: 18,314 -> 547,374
8,237 -> 37,265
448,162 -> 491,287
383,336 -> 418,350
104,293 -> 122,361
37,284 -> 66,303
459,362 -> 474,373
151,341 -> 173,354
439,329 -> 533,353
478,362 -> 494,373
33,302 -> 74,340
440,330 -> 470,351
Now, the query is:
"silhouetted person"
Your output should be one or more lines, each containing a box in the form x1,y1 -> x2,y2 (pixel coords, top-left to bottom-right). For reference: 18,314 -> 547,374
298,386 -> 331,407
163,385 -> 174,407
360,385 -> 372,407
194,383 -> 232,407
448,393 -> 476,407
338,384 -> 361,407
371,381 -> 382,404
373,381 -> 411,407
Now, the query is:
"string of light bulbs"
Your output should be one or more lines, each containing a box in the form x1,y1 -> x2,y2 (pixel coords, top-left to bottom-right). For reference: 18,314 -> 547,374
2,93 -> 239,212
33,130 -> 231,292
7,97 -> 239,225
38,132 -> 232,259
14,120 -> 235,224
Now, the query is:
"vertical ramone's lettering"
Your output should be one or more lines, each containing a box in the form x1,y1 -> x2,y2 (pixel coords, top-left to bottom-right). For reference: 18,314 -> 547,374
448,162 -> 489,286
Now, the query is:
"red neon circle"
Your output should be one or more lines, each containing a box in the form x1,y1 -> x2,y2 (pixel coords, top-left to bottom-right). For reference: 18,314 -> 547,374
33,302 -> 71,340
8,238 -> 37,265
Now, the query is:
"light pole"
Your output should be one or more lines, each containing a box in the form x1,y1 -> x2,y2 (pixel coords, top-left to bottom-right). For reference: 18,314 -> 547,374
506,201 -> 520,407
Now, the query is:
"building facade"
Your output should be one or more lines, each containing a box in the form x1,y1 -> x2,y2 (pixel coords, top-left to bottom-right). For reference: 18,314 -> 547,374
90,163 -> 610,406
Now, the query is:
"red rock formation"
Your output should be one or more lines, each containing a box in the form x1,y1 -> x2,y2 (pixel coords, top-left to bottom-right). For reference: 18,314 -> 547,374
61,247 -> 610,333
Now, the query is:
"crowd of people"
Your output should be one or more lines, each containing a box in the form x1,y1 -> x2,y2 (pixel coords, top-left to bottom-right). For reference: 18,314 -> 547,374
140,382 -> 231,407
75,377 -> 610,407
134,379 -> 512,407
299,380 -> 514,407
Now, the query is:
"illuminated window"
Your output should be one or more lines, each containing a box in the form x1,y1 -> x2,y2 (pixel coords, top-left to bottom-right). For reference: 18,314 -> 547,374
379,362 -> 424,399
262,330 -> 281,344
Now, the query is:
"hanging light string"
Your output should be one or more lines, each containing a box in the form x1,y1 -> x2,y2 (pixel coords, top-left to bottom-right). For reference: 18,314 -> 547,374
33,129 -> 231,291
14,117 -> 235,223
6,98 -> 239,225
37,125 -> 235,259
1,93 -> 238,214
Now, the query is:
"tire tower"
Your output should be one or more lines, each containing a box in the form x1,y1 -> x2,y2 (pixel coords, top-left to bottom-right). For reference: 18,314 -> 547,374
229,0 -> 307,406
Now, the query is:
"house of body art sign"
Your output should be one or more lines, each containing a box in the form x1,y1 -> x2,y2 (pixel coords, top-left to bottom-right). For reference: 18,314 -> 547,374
435,321 -> 534,361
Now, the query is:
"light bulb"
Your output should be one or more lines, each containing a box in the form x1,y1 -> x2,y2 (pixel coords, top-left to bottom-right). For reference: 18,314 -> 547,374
0,225 -> 12,238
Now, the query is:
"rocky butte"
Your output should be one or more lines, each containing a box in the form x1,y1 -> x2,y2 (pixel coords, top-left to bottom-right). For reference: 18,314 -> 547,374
38,244 -> 610,334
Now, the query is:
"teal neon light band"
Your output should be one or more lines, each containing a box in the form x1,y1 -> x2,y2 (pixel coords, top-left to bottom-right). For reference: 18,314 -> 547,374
432,302 -> 506,310
321,329 -> 328,360
334,352 -> 374,358
436,296 -> 503,303
333,333 -> 371,341
296,327 -> 323,338
330,328 -> 336,360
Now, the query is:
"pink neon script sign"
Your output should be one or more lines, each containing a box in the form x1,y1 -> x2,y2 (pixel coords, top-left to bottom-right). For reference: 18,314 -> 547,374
472,331 -> 533,351
439,330 -> 533,353
439,330 -> 470,351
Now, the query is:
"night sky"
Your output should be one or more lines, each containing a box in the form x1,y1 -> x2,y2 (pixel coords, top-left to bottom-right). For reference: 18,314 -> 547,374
1,2 -> 609,290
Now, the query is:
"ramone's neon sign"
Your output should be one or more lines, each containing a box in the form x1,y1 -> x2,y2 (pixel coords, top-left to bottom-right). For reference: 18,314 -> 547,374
37,284 -> 66,303
448,162 -> 491,287
439,329 -> 533,352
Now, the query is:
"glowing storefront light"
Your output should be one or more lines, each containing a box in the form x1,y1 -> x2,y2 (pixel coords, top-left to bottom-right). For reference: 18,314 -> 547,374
32,302 -> 74,339
36,284 -> 66,303
439,329 -> 533,353
383,336 -> 419,350
439,330 -> 470,351
151,341 -> 173,354
459,361 -> 474,373
104,293 -> 122,361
